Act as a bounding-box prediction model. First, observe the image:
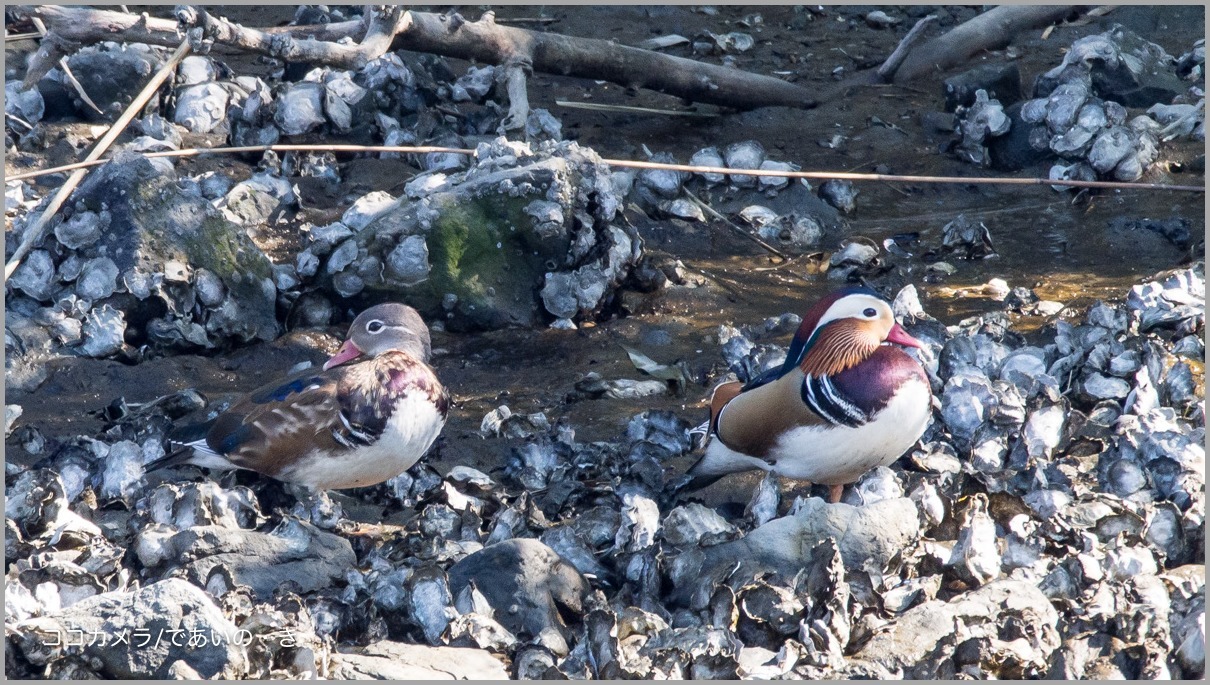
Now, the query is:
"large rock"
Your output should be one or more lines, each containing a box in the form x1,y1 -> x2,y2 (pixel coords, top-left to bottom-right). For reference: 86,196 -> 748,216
332,641 -> 509,679
718,497 -> 917,573
447,538 -> 588,656
850,579 -> 1061,678
325,139 -> 639,330
134,519 -> 354,599
57,153 -> 278,352
64,44 -> 165,122
1033,26 -> 1186,107
13,578 -> 247,678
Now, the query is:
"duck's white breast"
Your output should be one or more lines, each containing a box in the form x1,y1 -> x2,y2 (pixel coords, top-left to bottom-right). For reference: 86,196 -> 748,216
284,391 -> 446,490
770,378 -> 932,484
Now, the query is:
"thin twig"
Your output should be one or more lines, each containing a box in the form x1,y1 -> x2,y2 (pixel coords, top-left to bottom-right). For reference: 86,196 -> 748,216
4,40 -> 191,280
5,32 -> 41,42
682,189 -> 788,259
555,100 -> 718,117
495,17 -> 559,25
5,112 -> 34,131
5,143 -> 1205,194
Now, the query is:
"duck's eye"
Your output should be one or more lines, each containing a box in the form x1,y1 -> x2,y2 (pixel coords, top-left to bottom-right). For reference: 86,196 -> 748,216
366,320 -> 385,334
863,307 -> 878,318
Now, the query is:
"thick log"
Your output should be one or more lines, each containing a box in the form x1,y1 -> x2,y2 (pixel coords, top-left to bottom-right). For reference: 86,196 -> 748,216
892,6 -> 1080,83
12,5 -> 819,111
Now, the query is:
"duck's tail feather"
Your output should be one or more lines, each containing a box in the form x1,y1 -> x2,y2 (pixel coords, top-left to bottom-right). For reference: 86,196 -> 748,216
145,444 -> 200,472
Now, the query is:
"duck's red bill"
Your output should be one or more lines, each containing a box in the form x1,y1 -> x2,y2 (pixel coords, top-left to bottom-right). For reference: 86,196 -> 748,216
323,340 -> 362,370
886,323 -> 923,349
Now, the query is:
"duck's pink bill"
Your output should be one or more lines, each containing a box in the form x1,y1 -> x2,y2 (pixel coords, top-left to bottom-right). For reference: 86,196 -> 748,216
323,340 -> 362,370
886,323 -> 923,349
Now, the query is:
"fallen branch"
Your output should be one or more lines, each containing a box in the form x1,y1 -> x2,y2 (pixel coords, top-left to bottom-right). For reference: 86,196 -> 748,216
876,15 -> 937,82
175,4 -> 408,70
13,4 -> 820,112
5,40 -> 192,280
892,6 -> 1079,83
6,144 -> 1205,193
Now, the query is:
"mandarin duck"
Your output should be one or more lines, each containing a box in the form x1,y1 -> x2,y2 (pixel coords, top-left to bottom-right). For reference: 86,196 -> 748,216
149,303 -> 449,490
684,287 -> 932,503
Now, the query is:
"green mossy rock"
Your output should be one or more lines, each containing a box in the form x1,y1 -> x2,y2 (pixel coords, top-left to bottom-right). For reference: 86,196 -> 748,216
68,153 -> 278,348
343,141 -> 637,331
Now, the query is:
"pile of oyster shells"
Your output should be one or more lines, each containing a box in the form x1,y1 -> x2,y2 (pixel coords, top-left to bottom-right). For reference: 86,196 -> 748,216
952,27 -> 1204,182
7,262 -> 1203,678
639,140 -> 854,250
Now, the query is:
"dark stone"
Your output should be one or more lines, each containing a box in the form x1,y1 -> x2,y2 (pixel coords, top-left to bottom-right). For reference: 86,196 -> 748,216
1109,216 -> 1194,250
986,102 -> 1055,172
64,45 -> 164,122
944,63 -> 1022,112
33,78 -> 77,122
447,538 -> 588,657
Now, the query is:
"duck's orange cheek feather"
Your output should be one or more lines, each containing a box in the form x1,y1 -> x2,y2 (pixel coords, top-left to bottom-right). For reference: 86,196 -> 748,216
800,320 -> 879,377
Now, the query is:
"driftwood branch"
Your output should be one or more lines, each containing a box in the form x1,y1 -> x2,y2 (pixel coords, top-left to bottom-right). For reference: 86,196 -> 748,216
892,6 -> 1079,83
13,4 -> 819,111
814,6 -> 1085,104
877,15 -> 937,82
173,4 -> 407,69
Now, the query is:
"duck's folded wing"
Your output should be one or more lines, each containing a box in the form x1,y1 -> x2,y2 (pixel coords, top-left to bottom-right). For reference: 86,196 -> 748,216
205,370 -> 350,474
715,371 -> 827,459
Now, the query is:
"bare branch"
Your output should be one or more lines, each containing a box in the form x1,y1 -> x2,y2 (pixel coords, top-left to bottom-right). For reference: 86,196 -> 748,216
15,4 -> 819,111
877,15 -> 937,82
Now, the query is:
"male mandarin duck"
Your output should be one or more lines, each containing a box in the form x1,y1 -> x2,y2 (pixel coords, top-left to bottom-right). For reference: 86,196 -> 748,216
149,303 -> 449,490
685,286 -> 932,503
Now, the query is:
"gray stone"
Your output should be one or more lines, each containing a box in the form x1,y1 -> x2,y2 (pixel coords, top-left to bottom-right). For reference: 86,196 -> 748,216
76,257 -> 119,301
274,81 -> 326,135
77,304 -> 126,358
853,579 -> 1059,678
683,497 -> 920,609
385,235 -> 430,285
448,538 -> 588,656
333,641 -> 509,679
174,83 -> 229,134
134,518 -> 355,600
54,210 -> 108,250
6,80 -> 45,123
68,154 -> 278,348
662,503 -> 737,547
13,578 -> 247,678
9,249 -> 56,301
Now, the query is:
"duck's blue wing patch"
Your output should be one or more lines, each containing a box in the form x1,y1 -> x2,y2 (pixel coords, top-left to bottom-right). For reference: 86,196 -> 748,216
215,423 -> 256,454
250,376 -> 323,404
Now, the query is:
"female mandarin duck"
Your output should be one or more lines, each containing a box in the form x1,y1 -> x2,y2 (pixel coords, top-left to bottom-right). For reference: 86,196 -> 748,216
149,303 -> 448,490
685,286 -> 932,503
